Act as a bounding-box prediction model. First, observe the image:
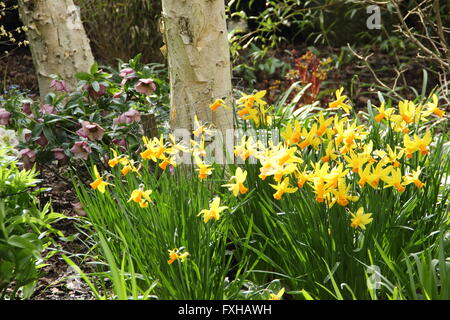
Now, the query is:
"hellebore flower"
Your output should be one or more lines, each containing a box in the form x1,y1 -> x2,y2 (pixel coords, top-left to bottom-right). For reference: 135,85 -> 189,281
112,138 -> 127,150
70,141 -> 92,160
51,148 -> 69,165
76,121 -> 105,141
113,109 -> 141,125
0,108 -> 11,125
35,133 -> 49,147
119,68 -> 134,78
134,78 -> 156,96
40,104 -> 56,115
19,148 -> 37,170
83,83 -> 107,99
49,79 -> 69,93
0,127 -> 19,146
22,103 -> 32,115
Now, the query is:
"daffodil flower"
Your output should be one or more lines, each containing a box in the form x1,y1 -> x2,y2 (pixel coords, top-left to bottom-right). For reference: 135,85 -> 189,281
269,288 -> 285,300
167,248 -> 190,264
198,197 -> 228,223
403,166 -> 425,188
328,87 -> 352,114
270,177 -> 298,200
195,156 -> 213,180
128,185 -> 153,208
90,165 -> 112,193
350,207 -> 373,230
209,98 -> 229,111
222,167 -> 248,197
108,149 -> 129,168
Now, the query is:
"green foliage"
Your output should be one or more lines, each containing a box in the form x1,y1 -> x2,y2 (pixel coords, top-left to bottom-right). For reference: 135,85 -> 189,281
0,145 -> 64,299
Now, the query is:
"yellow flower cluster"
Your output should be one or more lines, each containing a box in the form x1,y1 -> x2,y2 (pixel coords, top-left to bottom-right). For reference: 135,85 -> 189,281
90,88 -> 445,232
236,90 -> 272,127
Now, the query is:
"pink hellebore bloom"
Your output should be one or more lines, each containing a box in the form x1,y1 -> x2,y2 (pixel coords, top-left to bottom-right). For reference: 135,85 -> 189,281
36,133 -> 49,147
76,121 -> 105,141
112,138 -> 127,150
84,83 -> 107,99
113,109 -> 141,125
52,148 -> 69,165
40,104 -> 56,115
19,148 -> 37,170
119,68 -> 134,77
113,91 -> 123,99
22,103 -> 32,115
50,79 -> 69,93
134,78 -> 156,96
70,141 -> 92,160
119,68 -> 136,86
0,108 -> 11,125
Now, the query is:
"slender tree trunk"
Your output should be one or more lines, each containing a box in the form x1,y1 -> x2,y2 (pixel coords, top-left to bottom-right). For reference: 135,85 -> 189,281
18,0 -> 94,99
161,0 -> 234,135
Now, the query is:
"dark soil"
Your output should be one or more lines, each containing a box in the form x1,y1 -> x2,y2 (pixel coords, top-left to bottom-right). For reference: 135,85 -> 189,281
0,48 -> 38,94
30,165 -> 95,300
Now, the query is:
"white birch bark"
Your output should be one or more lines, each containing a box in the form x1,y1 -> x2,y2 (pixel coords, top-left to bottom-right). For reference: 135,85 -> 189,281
161,0 -> 234,135
18,0 -> 94,98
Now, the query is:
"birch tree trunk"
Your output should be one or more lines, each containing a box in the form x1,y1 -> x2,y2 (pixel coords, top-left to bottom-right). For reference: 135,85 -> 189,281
161,0 -> 234,135
18,0 -> 94,99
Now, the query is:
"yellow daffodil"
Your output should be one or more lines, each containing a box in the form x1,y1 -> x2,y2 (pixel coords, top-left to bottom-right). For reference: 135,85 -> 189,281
120,159 -> 140,176
159,155 -> 177,171
195,156 -> 213,180
328,87 -> 352,114
167,248 -> 190,264
422,94 -> 445,118
108,149 -> 129,168
403,131 -> 432,158
198,197 -> 228,223
382,167 -> 405,192
193,115 -> 214,137
128,185 -> 153,208
281,120 -> 302,146
344,151 -> 368,173
350,207 -> 373,230
315,111 -> 333,136
269,288 -> 285,300
403,166 -> 425,188
329,178 -> 359,207
321,141 -> 338,163
222,167 -> 248,197
90,165 -> 112,193
237,90 -> 267,108
373,102 -> 394,122
209,98 -> 229,111
270,177 -> 298,200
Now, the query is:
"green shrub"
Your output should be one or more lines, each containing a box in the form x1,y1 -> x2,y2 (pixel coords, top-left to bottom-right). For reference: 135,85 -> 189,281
0,144 -> 64,299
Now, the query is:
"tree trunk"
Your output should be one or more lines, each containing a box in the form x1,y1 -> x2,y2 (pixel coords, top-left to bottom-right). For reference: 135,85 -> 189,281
161,0 -> 234,135
18,0 -> 94,99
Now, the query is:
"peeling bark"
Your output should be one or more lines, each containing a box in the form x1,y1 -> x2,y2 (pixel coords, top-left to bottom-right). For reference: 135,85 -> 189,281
161,0 -> 234,134
18,0 -> 94,99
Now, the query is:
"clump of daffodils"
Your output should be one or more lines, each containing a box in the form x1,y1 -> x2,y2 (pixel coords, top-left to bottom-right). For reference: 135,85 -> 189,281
89,88 -> 445,230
